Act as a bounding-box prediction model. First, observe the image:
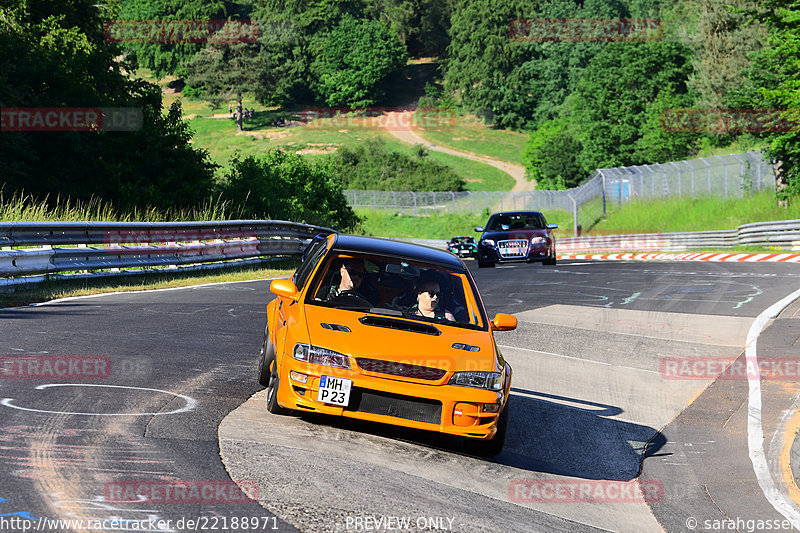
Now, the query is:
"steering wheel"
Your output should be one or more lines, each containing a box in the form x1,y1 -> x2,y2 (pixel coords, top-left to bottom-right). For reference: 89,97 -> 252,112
331,290 -> 373,308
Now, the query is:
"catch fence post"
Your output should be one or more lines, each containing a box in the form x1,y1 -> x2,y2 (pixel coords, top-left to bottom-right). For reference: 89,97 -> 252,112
716,155 -> 728,197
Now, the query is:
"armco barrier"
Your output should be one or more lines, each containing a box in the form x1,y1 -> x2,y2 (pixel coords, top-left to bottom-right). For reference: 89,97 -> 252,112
559,219 -> 800,252
0,220 -> 334,287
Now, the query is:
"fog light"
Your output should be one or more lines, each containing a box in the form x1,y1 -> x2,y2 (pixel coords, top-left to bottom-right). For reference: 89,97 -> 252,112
483,403 -> 501,413
289,371 -> 308,384
453,402 -> 479,427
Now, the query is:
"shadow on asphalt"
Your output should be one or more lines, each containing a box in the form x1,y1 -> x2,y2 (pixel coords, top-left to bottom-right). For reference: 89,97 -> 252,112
291,387 -> 666,482
501,388 -> 666,481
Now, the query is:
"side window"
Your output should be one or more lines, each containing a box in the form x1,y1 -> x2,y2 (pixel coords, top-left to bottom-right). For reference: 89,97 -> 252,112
293,240 -> 328,290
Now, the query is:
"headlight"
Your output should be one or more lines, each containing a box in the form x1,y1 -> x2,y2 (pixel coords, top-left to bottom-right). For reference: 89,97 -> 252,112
531,236 -> 546,244
481,239 -> 495,246
448,371 -> 503,391
293,343 -> 350,369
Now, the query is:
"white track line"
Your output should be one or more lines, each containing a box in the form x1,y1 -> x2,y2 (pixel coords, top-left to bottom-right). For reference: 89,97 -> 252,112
747,288 -> 800,529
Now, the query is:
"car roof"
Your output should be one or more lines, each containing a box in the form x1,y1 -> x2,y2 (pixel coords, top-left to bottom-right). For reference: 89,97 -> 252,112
489,210 -> 544,217
333,234 -> 465,270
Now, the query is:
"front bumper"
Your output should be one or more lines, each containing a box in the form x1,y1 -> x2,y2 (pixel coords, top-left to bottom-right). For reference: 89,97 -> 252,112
478,244 -> 550,263
275,360 -> 507,440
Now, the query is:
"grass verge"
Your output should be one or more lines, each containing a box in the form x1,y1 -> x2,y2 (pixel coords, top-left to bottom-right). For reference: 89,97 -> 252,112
0,262 -> 296,309
355,208 -> 574,240
593,190 -> 800,234
414,114 -> 528,166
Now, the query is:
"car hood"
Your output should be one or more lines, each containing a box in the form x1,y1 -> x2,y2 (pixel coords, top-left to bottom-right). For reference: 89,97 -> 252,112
304,306 -> 499,379
481,229 -> 550,242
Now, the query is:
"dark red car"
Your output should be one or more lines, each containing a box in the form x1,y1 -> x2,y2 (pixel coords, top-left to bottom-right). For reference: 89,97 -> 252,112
474,211 -> 558,268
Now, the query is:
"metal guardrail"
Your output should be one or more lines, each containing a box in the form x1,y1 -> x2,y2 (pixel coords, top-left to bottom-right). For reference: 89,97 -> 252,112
0,220 -> 334,287
3,217 -> 796,290
559,220 -> 800,252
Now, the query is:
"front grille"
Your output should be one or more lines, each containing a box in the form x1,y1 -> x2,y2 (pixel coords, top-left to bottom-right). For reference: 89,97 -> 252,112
497,239 -> 530,258
344,388 -> 442,424
356,357 -> 446,381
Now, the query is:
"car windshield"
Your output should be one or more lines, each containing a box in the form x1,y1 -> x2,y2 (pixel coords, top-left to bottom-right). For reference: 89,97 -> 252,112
307,252 -> 485,329
486,213 -> 547,231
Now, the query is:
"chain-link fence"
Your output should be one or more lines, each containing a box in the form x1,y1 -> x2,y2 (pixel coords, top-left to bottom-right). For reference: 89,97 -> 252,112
345,151 -> 775,236
600,151 -> 773,206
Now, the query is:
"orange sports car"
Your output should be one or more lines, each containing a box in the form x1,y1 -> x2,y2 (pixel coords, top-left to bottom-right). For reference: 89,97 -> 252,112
257,234 -> 517,455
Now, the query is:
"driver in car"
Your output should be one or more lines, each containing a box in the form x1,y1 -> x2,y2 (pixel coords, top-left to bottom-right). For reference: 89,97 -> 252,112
324,258 -> 368,301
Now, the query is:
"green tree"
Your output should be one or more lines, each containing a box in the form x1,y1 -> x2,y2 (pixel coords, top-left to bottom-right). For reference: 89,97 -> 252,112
311,15 -> 407,107
573,40 -> 695,170
186,35 -> 275,132
444,0 -> 633,129
252,0 -> 369,105
116,0 -> 230,79
0,0 -> 217,211
523,117 -> 587,189
688,0 -> 767,109
221,150 -> 359,230
746,1 -> 800,202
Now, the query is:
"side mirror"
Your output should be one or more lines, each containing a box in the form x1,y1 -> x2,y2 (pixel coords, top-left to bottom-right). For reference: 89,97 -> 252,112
270,279 -> 300,301
491,313 -> 517,331
547,223 -> 558,230
474,226 -> 484,232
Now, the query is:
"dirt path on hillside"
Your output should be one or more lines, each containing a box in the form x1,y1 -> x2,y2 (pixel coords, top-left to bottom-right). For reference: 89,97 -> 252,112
382,109 -> 535,192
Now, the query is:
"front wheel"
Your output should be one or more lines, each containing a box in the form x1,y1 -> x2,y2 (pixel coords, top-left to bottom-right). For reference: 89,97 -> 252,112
257,331 -> 274,387
477,259 -> 495,268
266,361 -> 291,415
262,334 -> 290,415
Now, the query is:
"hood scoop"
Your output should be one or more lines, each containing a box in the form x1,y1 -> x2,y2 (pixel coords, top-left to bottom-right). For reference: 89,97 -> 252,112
320,322 -> 351,332
358,316 -> 441,336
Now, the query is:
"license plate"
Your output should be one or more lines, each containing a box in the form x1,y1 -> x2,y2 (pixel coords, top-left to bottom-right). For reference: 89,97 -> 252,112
317,375 -> 352,406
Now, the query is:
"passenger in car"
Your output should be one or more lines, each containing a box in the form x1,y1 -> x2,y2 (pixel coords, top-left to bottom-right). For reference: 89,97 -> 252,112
410,272 -> 455,321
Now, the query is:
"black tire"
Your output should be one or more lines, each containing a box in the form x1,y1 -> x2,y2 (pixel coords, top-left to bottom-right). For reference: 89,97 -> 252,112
464,400 -> 509,457
257,331 -> 273,387
263,335 -> 290,416
477,259 -> 495,268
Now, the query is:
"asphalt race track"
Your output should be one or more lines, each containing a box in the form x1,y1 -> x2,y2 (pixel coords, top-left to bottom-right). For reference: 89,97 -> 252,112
2,259 -> 800,532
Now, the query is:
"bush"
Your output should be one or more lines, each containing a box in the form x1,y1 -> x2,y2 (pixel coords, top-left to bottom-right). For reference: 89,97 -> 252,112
220,149 -> 359,231
330,138 -> 464,191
